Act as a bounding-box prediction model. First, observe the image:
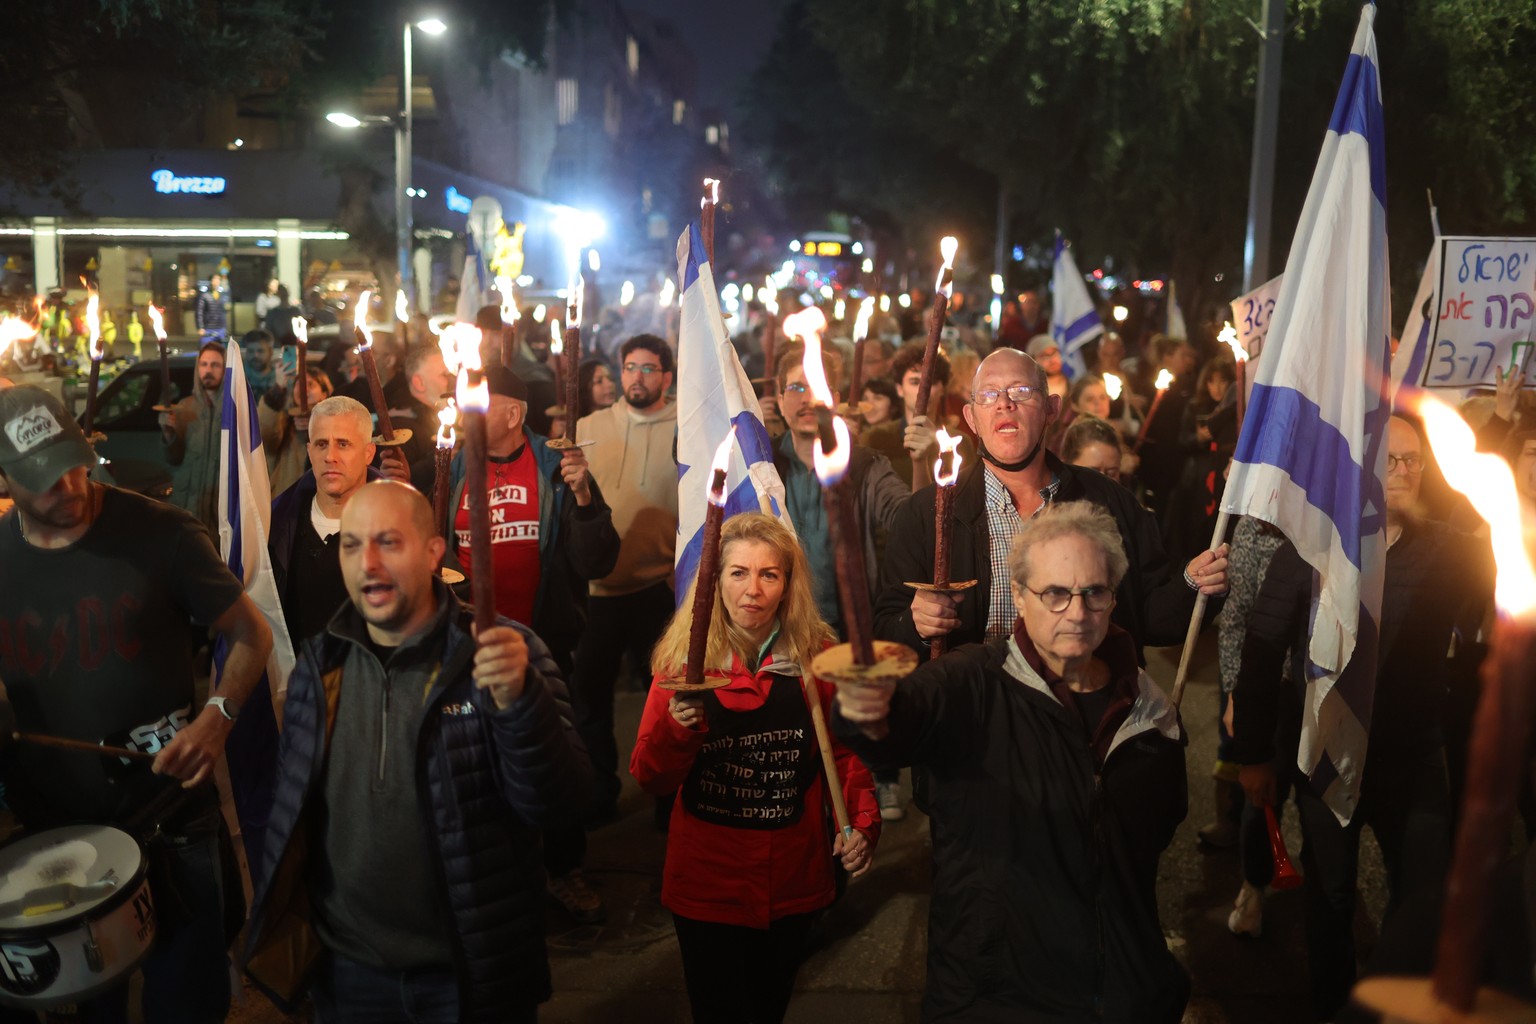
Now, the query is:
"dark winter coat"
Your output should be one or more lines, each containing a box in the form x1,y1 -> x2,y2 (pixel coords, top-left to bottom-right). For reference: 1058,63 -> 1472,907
242,584 -> 592,1021
834,632 -> 1189,1022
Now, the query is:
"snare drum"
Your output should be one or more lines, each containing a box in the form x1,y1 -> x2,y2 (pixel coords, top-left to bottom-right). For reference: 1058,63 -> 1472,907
0,825 -> 155,1010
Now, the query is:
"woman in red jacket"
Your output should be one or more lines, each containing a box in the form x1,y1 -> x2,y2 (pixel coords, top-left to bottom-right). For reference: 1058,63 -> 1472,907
632,511 -> 880,1024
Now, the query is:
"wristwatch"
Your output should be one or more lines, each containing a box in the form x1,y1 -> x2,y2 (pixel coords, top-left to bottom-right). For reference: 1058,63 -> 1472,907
206,696 -> 240,722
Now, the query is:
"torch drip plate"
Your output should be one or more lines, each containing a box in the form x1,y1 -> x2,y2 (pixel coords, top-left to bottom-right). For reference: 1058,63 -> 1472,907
656,673 -> 732,693
811,641 -> 919,690
85,431 -> 107,445
438,567 -> 465,585
905,580 -> 979,594
372,428 -> 413,448
545,438 -> 595,451
151,405 -> 176,413
1352,977 -> 1534,1023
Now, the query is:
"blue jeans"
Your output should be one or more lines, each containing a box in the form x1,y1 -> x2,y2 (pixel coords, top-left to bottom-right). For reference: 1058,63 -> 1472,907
0,822 -> 235,1024
312,953 -> 536,1024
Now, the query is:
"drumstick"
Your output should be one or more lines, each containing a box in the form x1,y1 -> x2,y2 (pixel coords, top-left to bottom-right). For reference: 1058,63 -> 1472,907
11,732 -> 156,762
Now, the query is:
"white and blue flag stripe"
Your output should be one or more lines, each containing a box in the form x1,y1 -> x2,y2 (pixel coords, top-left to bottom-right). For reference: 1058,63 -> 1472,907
215,339 -> 294,870
1051,232 -> 1103,378
673,222 -> 791,605
1221,3 -> 1391,823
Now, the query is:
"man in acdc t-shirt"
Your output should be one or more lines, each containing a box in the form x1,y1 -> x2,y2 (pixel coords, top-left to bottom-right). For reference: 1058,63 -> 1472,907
0,385 -> 274,1022
441,364 -> 619,924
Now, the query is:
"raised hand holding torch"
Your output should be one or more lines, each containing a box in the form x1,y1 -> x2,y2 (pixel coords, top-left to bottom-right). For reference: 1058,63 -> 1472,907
147,304 -> 174,411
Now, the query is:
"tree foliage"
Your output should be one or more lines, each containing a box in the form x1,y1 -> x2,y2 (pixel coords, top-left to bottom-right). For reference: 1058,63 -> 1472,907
744,0 -> 1536,331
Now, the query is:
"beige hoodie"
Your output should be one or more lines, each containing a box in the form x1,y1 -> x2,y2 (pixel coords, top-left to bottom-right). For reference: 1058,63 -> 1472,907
576,398 -> 679,597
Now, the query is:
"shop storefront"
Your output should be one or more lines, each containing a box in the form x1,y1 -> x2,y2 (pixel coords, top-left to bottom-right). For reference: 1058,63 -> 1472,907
0,149 -> 583,337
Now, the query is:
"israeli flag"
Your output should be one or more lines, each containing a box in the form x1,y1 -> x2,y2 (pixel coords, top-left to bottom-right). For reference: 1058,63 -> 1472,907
215,340 -> 294,870
1389,244 -> 1440,411
674,221 -> 791,605
1221,4 -> 1390,824
455,230 -> 486,325
1051,232 -> 1103,378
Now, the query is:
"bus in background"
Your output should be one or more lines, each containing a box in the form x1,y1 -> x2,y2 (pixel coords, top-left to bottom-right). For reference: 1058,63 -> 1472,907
786,231 -> 873,297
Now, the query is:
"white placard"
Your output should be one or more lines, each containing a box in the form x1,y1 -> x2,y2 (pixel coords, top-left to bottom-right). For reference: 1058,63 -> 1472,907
1417,236 -> 1536,390
1229,275 -> 1283,356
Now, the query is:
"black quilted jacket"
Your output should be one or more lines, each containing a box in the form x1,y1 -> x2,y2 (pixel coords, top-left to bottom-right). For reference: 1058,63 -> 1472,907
242,583 -> 592,1020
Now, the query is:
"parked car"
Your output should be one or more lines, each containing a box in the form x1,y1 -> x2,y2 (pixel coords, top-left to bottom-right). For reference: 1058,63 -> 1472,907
79,356 -> 196,501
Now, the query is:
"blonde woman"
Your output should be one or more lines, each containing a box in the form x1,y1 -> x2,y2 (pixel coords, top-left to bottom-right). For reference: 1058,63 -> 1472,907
631,512 -> 880,1024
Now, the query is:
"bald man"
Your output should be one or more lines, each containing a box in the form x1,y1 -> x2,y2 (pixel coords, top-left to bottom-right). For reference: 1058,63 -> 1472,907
245,482 -> 591,1022
875,347 -> 1229,663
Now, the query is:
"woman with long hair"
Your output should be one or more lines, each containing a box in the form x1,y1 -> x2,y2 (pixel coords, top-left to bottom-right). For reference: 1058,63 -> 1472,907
579,357 -> 617,419
632,512 -> 880,1024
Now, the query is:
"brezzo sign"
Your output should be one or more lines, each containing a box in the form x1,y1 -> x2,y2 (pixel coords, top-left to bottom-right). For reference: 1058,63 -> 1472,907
151,169 -> 227,195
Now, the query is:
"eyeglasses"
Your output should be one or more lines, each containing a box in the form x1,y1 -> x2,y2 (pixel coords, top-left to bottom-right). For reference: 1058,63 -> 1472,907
623,363 -> 663,376
972,384 -> 1042,407
783,382 -> 809,395
1386,453 -> 1423,474
1023,585 -> 1116,613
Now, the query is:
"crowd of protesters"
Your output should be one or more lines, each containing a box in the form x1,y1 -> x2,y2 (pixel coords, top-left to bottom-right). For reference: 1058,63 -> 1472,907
0,271 -> 1521,1024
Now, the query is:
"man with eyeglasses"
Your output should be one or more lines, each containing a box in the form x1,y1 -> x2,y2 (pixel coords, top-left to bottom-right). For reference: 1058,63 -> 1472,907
835,502 -> 1191,1021
572,334 -> 679,825
875,347 -> 1229,663
1229,415 -> 1492,1021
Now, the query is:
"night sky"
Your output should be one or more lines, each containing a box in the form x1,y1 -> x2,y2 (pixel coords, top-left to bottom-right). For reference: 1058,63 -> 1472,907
622,0 -> 784,119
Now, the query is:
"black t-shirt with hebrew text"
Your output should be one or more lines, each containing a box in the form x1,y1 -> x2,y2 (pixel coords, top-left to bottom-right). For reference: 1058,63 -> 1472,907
0,486 -> 245,828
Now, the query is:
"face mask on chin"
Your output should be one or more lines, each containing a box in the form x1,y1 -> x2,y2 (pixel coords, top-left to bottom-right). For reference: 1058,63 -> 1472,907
977,434 -> 1043,473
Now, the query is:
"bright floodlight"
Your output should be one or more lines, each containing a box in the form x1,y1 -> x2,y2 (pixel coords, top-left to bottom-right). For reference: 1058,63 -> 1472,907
326,112 -> 363,129
416,17 -> 447,34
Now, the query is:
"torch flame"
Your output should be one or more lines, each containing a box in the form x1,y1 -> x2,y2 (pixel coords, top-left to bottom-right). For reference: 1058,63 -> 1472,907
550,318 -> 563,357
147,304 -> 167,342
290,316 -> 308,346
785,306 -> 833,406
659,279 -> 676,308
1103,372 -> 1123,401
568,280 -> 583,328
879,294 -> 891,313
354,291 -> 373,349
395,290 -> 409,324
31,296 -> 44,324
1218,321 -> 1249,362
1154,368 -> 1174,391
706,427 -> 735,505
620,280 -> 635,306
494,275 -> 520,327
853,296 -> 875,343
0,316 -> 38,362
440,323 -> 479,377
455,323 -> 487,413
85,292 -> 102,360
701,177 -> 720,208
532,303 -> 547,323
812,414 -> 852,484
1420,396 -> 1536,614
935,235 -> 959,296
933,427 -> 964,487
436,400 -> 458,449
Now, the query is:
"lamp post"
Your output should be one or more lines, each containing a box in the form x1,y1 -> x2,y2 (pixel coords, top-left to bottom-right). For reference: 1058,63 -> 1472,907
327,16 -> 446,316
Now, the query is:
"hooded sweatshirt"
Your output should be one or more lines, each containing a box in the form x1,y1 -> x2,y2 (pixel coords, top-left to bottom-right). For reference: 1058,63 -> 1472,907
576,398 -> 679,597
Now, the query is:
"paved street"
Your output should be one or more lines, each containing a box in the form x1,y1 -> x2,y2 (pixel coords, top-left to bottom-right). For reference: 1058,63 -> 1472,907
227,632 -> 1391,1024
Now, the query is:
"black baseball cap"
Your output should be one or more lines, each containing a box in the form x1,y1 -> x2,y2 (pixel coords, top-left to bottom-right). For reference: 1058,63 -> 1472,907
484,365 -> 529,402
0,386 -> 96,492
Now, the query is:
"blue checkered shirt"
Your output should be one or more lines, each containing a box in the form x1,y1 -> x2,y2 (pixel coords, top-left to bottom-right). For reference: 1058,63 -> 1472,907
983,466 -> 1062,640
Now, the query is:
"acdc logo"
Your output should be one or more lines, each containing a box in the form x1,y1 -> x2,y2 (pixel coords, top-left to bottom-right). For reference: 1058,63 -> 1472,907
0,940 -> 60,996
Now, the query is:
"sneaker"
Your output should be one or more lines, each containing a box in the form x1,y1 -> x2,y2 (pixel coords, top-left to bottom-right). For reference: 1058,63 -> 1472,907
1226,881 -> 1263,937
548,869 -> 606,925
877,781 -> 906,822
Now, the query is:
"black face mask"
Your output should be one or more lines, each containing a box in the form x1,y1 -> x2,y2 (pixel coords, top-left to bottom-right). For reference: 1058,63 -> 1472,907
977,435 -> 1044,473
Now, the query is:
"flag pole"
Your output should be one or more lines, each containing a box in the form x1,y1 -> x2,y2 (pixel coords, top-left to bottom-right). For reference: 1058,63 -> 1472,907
1169,510 -> 1230,708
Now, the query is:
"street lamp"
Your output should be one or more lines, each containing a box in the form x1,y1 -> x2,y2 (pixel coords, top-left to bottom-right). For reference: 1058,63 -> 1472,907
325,16 -> 446,316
